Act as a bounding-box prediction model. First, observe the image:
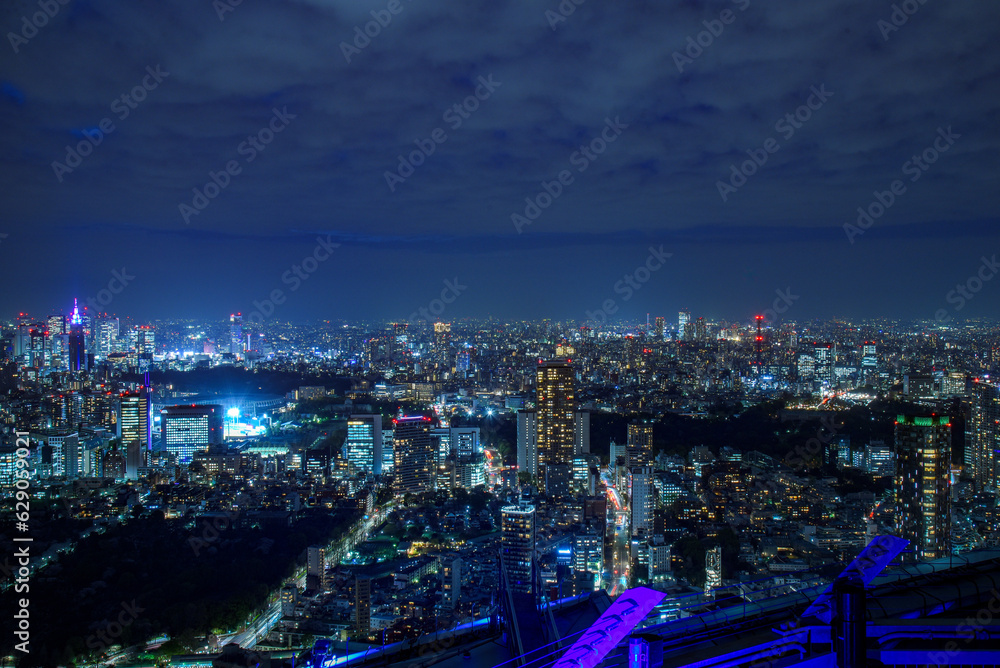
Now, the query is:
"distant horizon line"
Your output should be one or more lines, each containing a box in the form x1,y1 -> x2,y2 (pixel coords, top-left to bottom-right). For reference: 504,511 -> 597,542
4,312 -> 999,327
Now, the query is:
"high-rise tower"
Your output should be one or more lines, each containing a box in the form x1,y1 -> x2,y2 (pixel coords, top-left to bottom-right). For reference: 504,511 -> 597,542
970,381 -> 1000,490
393,416 -> 434,495
501,503 -> 536,596
119,389 -> 151,479
433,322 -> 451,369
536,360 -> 575,494
68,299 -> 87,372
344,414 -> 383,474
627,420 -> 654,467
894,414 -> 951,561
229,313 -> 243,356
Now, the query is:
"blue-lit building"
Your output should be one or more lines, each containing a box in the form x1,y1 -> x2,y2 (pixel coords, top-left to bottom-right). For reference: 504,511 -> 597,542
160,404 -> 224,463
343,414 -> 382,474
393,416 -> 434,494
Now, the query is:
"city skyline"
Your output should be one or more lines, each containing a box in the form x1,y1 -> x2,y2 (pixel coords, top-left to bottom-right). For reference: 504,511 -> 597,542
8,297 -> 1000,329
3,2 -> 1000,666
1,3 -> 998,322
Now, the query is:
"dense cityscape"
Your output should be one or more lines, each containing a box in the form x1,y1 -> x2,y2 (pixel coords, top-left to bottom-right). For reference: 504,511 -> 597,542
4,1 -> 999,666
1,308 -> 999,666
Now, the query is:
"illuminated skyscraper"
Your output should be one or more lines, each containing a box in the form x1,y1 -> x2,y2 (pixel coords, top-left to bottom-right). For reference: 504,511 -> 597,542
627,420 -> 654,467
393,416 -> 434,495
135,325 -> 155,371
160,404 -> 224,463
861,341 -> 878,373
13,318 -> 32,363
574,410 -> 590,457
517,409 -> 538,478
382,428 -> 394,474
970,381 -> 1000,490
629,466 -> 655,537
433,322 -> 451,368
230,313 -> 243,356
572,528 -> 603,584
133,326 -> 154,355
95,317 -> 119,358
501,503 -> 535,596
678,310 -> 690,334
48,313 -> 67,367
654,316 -> 665,339
27,325 -> 49,368
118,391 -> 151,453
813,343 -> 835,386
67,299 -> 87,372
388,322 -> 407,368
536,360 -> 575,494
344,414 -> 383,474
894,414 -> 951,561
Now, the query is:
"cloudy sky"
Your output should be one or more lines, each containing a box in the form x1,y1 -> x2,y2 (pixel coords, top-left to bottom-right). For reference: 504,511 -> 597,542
1,0 -> 998,324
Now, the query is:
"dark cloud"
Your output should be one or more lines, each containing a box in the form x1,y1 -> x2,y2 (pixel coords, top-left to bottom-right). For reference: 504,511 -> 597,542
0,0 -> 998,321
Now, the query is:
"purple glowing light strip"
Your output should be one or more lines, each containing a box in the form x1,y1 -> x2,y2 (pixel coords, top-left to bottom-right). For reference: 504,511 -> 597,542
551,586 -> 666,668
803,534 -> 909,623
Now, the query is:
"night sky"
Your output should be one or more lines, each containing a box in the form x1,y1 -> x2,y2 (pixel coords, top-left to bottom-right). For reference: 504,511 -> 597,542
1,0 -> 998,324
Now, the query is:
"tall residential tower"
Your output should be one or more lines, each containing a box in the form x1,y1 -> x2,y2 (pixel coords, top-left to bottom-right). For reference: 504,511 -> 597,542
536,360 -> 575,494
894,414 -> 951,561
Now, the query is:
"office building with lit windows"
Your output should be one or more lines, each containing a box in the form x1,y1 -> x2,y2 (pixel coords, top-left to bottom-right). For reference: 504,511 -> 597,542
135,325 -> 155,356
95,317 -> 119,358
501,503 -> 535,596
627,420 -> 654,467
118,391 -> 151,455
451,427 -> 481,458
894,414 -> 951,561
572,528 -> 602,583
517,409 -> 538,477
970,380 -> 1000,490
536,360 -> 575,494
629,466 -> 655,538
160,404 -> 224,463
393,416 -> 434,495
229,313 -> 243,356
433,322 -> 451,368
382,428 -> 394,474
344,414 -> 382,474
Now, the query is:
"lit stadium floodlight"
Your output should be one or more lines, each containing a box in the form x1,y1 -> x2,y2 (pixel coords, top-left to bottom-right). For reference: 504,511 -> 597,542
227,407 -> 240,418
552,587 -> 665,668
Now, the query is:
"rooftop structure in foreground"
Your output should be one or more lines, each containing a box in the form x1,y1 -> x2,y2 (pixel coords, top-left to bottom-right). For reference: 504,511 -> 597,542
312,546 -> 1000,668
